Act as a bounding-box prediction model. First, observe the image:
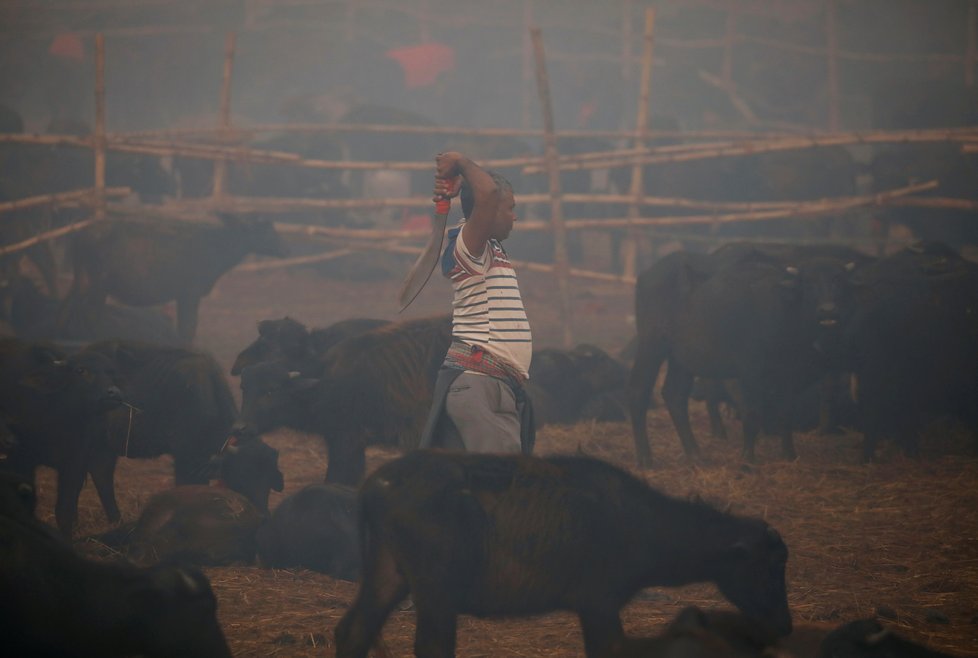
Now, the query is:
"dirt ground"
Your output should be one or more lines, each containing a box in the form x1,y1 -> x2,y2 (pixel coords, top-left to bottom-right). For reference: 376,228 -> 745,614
32,247 -> 978,657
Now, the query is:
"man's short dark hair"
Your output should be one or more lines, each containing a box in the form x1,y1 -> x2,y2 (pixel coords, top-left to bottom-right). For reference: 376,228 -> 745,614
460,171 -> 512,219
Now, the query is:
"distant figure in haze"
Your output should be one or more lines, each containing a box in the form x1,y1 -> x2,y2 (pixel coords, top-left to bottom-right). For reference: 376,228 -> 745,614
419,151 -> 534,455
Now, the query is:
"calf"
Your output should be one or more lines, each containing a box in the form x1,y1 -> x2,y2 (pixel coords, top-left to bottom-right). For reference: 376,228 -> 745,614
240,315 -> 452,485
529,343 -> 629,426
256,483 -> 360,580
83,340 -> 283,522
0,337 -> 123,536
334,451 -> 792,658
66,213 -> 285,344
1,504 -> 232,657
94,485 -> 266,567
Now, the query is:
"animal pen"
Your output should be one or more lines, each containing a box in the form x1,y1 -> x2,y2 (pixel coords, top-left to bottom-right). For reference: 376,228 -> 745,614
2,3 -> 978,344
3,4 -> 978,657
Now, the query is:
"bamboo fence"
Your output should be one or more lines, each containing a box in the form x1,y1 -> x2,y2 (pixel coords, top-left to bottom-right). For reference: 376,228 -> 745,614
3,6 -> 976,343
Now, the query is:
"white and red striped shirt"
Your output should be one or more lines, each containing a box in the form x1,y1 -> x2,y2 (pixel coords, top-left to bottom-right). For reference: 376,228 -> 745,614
442,222 -> 532,378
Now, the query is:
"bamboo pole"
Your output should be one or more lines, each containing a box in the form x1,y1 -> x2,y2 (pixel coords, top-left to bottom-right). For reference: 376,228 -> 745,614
94,34 -> 106,221
825,0 -> 840,132
0,187 -> 129,215
0,217 -> 98,257
130,178 -> 936,220
531,26 -> 574,348
236,247 -> 356,272
212,31 -> 236,200
622,8 -> 655,281
521,0 -> 534,131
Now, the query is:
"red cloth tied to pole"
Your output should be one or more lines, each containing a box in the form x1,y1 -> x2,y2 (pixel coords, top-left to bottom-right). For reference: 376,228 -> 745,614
385,42 -> 456,88
49,33 -> 85,61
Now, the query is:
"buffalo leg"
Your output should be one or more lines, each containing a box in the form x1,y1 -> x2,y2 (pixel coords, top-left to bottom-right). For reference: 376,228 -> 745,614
578,609 -> 625,658
412,595 -> 458,658
325,434 -> 367,486
54,460 -> 88,538
661,362 -> 700,457
88,449 -> 121,523
335,545 -> 410,658
627,337 -> 666,467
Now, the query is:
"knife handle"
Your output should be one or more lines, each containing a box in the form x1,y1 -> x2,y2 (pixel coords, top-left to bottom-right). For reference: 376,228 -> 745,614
434,175 -> 459,214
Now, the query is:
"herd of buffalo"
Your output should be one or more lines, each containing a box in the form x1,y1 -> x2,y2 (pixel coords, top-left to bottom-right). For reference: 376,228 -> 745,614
1,198 -> 974,655
2,96 -> 976,657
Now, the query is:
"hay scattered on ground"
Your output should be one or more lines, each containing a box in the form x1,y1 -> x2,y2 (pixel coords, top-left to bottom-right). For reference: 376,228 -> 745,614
38,407 -> 978,657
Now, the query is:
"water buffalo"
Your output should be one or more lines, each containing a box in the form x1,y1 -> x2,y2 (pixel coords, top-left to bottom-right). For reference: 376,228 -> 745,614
842,243 -> 978,461
1,502 -> 232,657
629,246 -> 858,465
94,485 -> 266,567
528,343 -> 629,426
66,213 -> 286,344
334,451 -> 792,658
0,337 -> 124,536
239,315 -> 452,485
256,483 -> 360,580
82,340 -> 283,522
230,316 -> 391,376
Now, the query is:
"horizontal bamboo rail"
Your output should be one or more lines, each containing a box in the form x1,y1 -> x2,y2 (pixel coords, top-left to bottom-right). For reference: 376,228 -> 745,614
132,178 -> 934,219
0,186 -> 130,216
0,216 -> 98,256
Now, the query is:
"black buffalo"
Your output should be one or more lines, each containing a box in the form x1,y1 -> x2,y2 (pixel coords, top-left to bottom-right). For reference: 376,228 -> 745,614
94,485 -> 266,567
230,316 -> 391,376
335,451 -> 792,658
239,315 -> 452,485
256,483 -> 360,581
842,243 -> 978,461
528,343 -> 629,426
83,340 -> 283,522
0,337 -> 123,536
66,213 -> 286,344
628,246 -> 857,465
1,501 -> 232,657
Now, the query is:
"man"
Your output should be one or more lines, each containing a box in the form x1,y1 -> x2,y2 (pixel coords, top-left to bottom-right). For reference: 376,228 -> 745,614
419,151 -> 534,454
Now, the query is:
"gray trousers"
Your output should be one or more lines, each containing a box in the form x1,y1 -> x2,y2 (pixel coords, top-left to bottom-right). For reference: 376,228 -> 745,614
444,372 -> 522,454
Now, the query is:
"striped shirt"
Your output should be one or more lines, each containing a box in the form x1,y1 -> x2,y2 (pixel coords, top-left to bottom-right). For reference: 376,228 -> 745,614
441,222 -> 532,378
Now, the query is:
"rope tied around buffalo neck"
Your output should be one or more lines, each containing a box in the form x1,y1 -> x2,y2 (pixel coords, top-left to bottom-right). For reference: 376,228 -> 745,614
120,402 -> 141,458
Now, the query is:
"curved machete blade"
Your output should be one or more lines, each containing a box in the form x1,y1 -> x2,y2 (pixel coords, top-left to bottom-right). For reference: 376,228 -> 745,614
397,210 -> 449,312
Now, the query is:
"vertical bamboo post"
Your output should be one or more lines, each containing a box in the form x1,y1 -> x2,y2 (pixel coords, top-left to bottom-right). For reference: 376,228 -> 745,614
722,0 -> 736,87
521,0 -> 534,131
93,33 -> 106,221
621,8 -> 655,282
530,27 -> 573,349
966,1 -> 976,87
212,31 -> 236,200
825,0 -> 840,131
